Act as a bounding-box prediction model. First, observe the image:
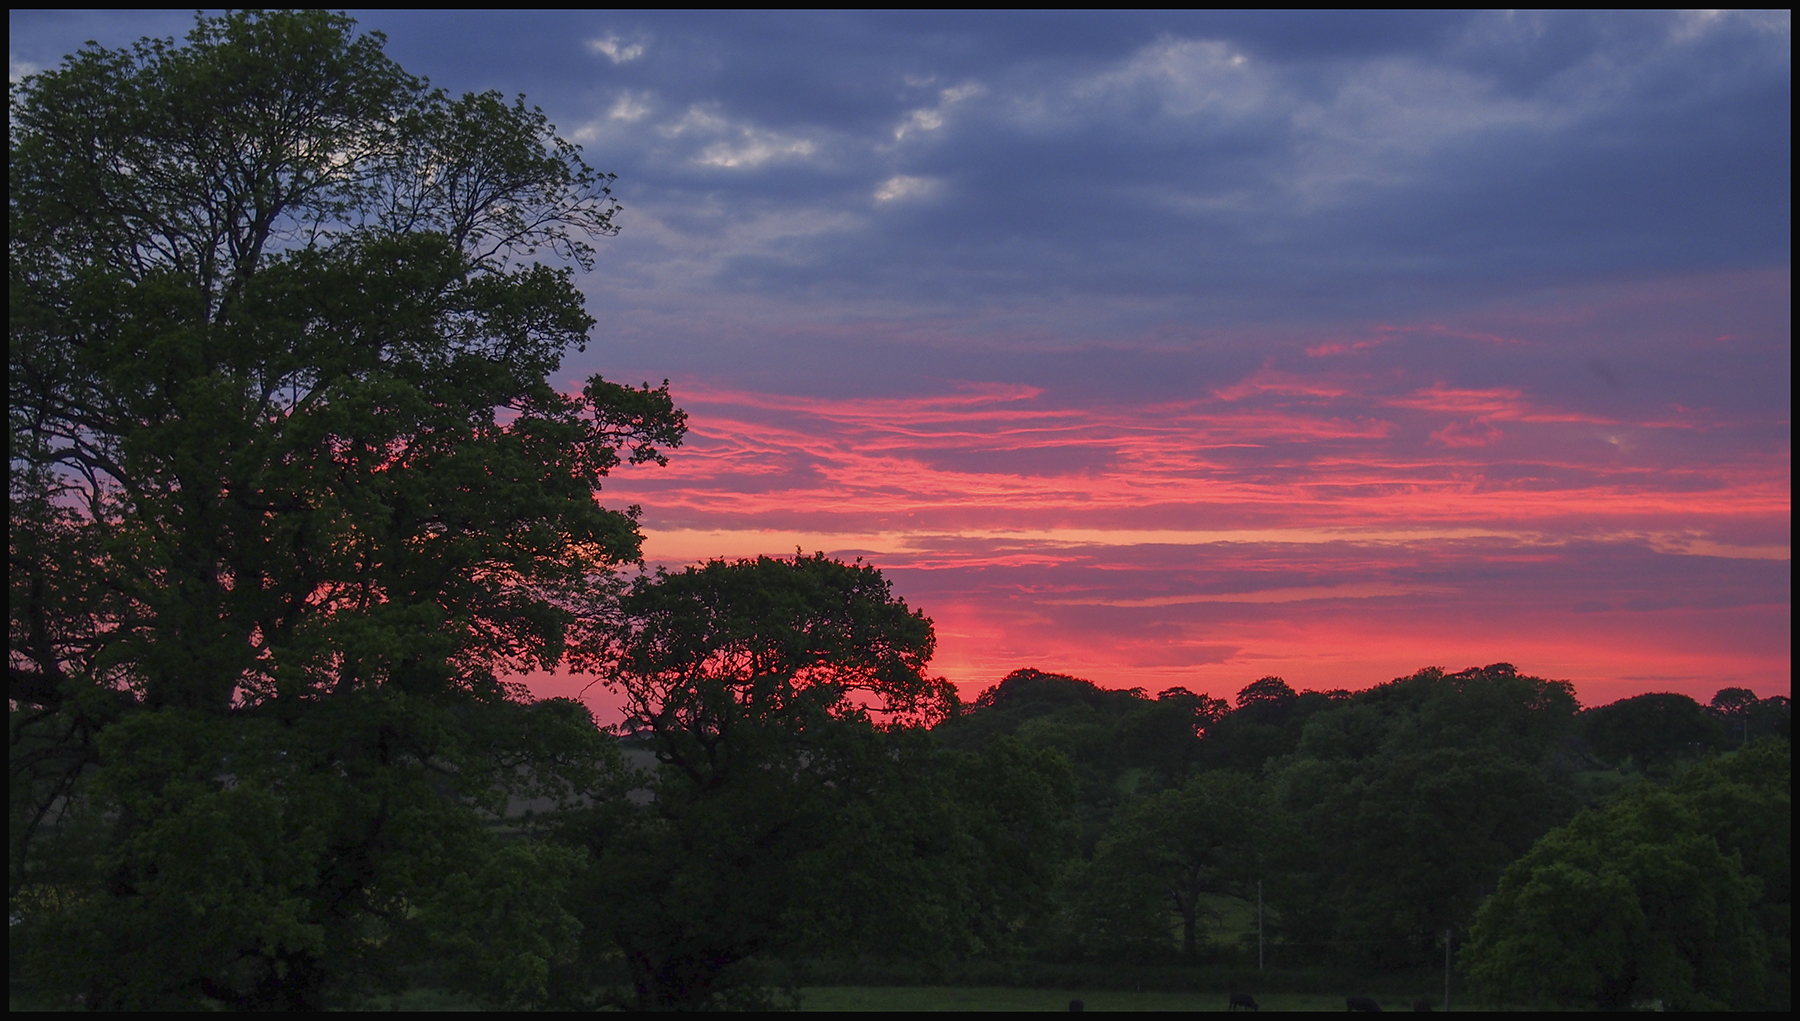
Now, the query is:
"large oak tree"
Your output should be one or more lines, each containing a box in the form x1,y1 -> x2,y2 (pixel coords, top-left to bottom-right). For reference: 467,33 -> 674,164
9,11 -> 681,1008
559,554 -> 987,1009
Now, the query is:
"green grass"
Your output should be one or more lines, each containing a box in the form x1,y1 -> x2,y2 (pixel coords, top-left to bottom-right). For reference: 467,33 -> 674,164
1194,891 -> 1261,952
12,982 -> 1507,1011
352,987 -> 490,1011
798,986 -> 1475,1011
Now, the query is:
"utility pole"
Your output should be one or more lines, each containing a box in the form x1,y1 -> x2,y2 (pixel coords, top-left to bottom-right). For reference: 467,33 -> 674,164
1444,928 -> 1452,1011
1258,880 -> 1264,971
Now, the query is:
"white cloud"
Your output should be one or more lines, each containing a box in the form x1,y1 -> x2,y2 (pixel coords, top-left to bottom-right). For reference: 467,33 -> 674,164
1060,35 -> 1570,212
696,133 -> 816,169
893,82 -> 985,140
1083,39 -> 1264,118
899,108 -> 944,136
587,34 -> 646,64
607,92 -> 652,123
874,175 -> 938,203
9,55 -> 41,84
651,104 -> 821,169
1669,7 -> 1790,42
1281,60 -> 1547,205
570,92 -> 657,144
658,105 -> 731,139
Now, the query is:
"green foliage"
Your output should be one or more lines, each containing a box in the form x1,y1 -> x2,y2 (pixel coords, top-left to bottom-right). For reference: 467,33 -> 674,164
1314,664 -> 1579,763
936,669 -> 1148,754
1197,677 -> 1347,774
1583,692 -> 1727,773
561,554 -> 1023,1010
930,664 -> 1584,974
9,10 -> 677,1008
1235,676 -> 1302,722
935,670 -> 1225,852
1464,764 -> 1773,1010
1271,746 -> 1573,967
1119,687 -> 1230,781
596,553 -> 951,744
21,711 -> 332,1009
10,8 -> 682,719
14,696 -> 616,1008
1065,771 -> 1263,962
1671,740 -> 1792,1007
1260,665 -> 1579,968
785,732 -> 1076,969
948,735 -> 1080,951
1709,688 -> 1792,745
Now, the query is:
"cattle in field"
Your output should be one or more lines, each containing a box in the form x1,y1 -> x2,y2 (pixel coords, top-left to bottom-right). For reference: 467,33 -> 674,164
1229,992 -> 1260,1011
1346,995 -> 1383,1011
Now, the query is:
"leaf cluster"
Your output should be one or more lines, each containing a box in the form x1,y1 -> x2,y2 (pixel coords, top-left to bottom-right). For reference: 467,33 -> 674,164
1465,739 -> 1788,1010
549,555 -> 1065,1009
9,11 -> 677,1010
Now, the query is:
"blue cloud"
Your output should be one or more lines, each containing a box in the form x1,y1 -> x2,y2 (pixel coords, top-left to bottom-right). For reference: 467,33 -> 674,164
11,10 -> 1788,350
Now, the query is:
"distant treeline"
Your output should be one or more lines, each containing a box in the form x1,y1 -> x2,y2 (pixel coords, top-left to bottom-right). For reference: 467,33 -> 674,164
13,560 -> 1790,1011
922,665 -> 1788,1012
562,661 -> 1789,1010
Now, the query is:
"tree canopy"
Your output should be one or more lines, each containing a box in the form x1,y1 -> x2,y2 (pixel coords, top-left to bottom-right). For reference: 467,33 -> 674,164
1583,693 -> 1727,774
10,10 -> 680,1009
9,8 -> 683,719
555,555 -> 1054,1009
1069,770 -> 1263,962
1464,742 -> 1786,1010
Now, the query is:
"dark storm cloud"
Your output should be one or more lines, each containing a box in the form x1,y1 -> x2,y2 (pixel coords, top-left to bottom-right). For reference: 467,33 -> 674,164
15,10 -> 1785,329
568,10 -> 1785,334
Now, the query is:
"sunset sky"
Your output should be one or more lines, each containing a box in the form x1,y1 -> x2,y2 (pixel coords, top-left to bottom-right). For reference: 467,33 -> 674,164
12,11 -> 1790,713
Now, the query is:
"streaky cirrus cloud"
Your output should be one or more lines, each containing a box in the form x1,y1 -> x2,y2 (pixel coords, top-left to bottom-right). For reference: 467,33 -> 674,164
586,270 -> 1786,708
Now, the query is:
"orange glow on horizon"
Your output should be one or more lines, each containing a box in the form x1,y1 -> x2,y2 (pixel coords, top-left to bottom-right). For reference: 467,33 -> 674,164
601,378 -> 1787,544
549,306 -> 1789,716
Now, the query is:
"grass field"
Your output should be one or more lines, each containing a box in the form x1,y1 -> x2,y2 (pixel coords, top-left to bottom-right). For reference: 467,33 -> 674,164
799,986 -> 1474,1011
12,984 -> 1502,1011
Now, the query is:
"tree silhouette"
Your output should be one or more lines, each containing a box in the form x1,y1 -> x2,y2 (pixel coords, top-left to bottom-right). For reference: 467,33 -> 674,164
9,11 -> 679,1008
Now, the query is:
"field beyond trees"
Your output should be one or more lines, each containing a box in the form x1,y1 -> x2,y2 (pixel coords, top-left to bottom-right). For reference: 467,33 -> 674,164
799,987 -> 1455,1012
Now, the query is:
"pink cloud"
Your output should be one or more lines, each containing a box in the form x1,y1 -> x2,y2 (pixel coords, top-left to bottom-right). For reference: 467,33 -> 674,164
604,377 -> 1782,540
1431,418 -> 1504,447
576,319 -> 1788,712
528,534 -> 1790,722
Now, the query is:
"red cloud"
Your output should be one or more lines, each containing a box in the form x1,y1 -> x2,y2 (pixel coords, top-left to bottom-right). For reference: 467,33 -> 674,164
581,368 -> 1789,711
1431,418 -> 1504,447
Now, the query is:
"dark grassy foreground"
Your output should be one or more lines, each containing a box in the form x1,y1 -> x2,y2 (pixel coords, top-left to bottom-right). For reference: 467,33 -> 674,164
789,962 -> 1481,1012
8,975 -> 1511,1012
3,986 -> 1503,1012
801,987 -> 1491,1011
